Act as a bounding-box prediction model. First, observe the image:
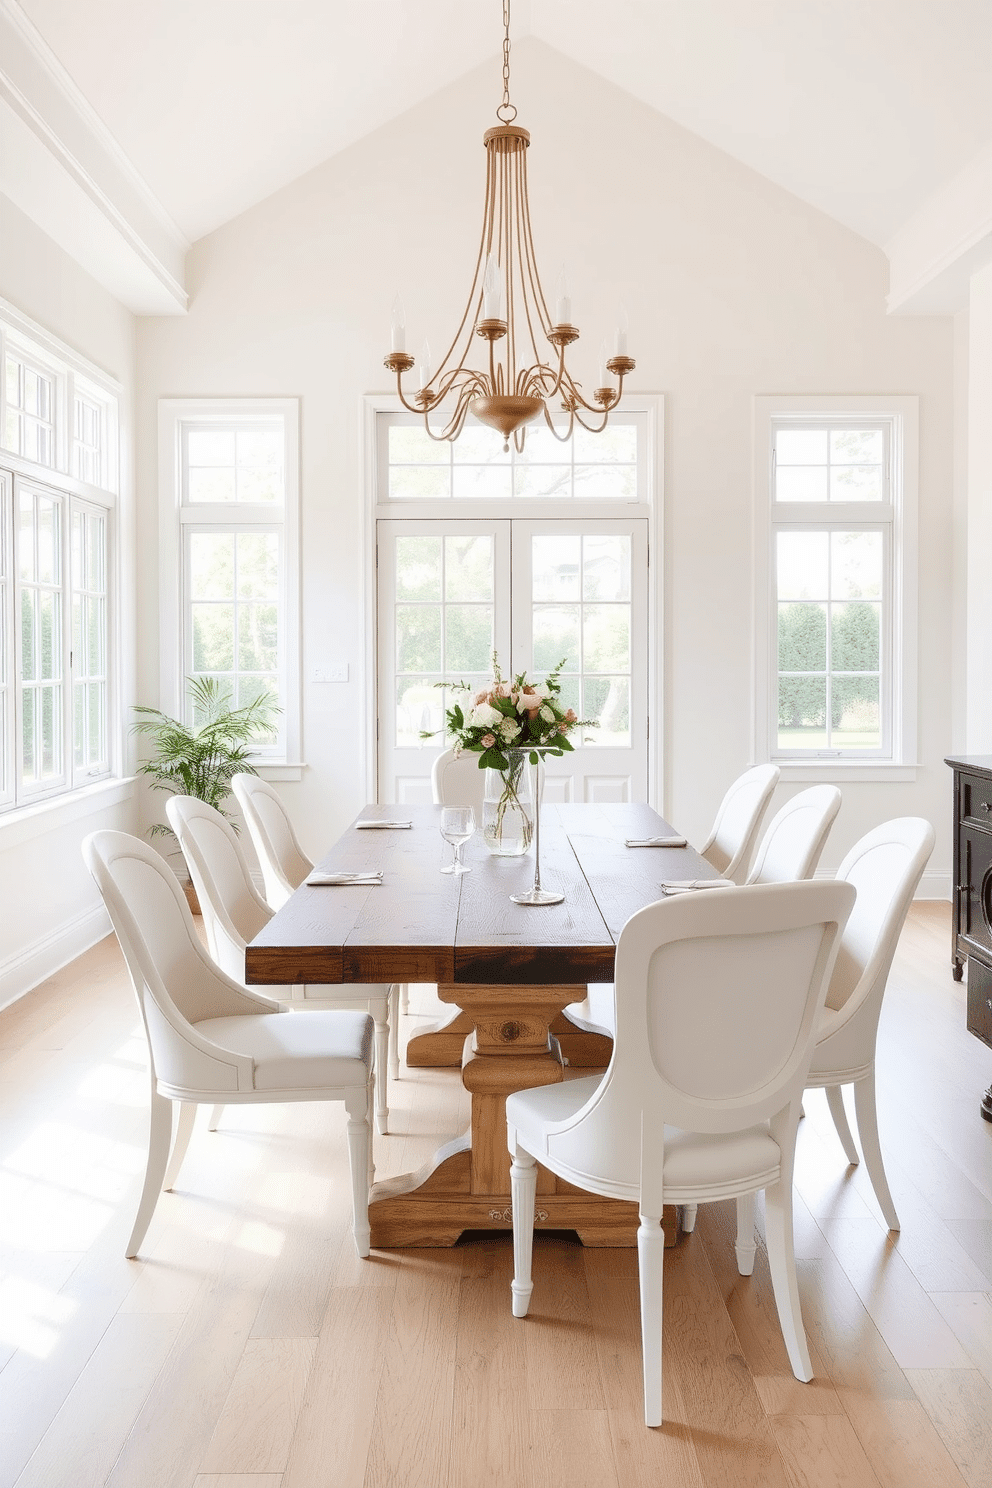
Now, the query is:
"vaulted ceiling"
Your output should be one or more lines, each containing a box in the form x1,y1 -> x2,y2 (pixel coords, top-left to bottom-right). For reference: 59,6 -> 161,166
15,0 -> 992,248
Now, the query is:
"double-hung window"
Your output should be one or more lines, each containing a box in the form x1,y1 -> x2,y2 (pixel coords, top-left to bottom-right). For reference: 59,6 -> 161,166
0,302 -> 119,812
159,399 -> 301,768
754,395 -> 918,777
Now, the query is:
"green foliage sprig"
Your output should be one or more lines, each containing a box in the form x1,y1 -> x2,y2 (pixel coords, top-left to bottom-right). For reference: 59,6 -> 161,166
132,676 -> 279,837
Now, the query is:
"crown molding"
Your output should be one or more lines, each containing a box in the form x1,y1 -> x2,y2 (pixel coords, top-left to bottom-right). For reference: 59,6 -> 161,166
0,0 -> 188,313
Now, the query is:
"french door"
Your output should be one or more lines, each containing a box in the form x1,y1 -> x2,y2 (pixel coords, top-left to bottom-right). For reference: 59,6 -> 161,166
376,518 -> 649,804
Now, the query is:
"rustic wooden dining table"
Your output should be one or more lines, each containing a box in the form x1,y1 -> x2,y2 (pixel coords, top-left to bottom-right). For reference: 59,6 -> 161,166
244,800 -> 718,1249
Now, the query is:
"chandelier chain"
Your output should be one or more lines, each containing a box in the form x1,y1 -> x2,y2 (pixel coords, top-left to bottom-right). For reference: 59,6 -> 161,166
497,0 -> 517,123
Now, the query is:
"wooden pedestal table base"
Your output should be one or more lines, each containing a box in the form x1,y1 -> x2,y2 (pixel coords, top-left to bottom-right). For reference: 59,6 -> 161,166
369,982 -> 679,1249
405,987 -> 615,1070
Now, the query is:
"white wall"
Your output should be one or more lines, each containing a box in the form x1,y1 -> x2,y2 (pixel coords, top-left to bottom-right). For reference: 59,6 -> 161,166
0,194 -> 138,1009
135,42 -> 956,893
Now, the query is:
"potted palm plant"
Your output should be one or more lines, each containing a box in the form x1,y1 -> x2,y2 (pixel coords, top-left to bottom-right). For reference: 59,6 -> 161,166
132,676 -> 279,912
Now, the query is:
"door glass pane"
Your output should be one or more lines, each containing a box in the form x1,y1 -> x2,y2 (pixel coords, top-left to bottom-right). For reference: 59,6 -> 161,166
396,604 -> 441,673
444,535 -> 492,602
396,536 -> 442,601
530,533 -> 633,748
444,604 -> 492,673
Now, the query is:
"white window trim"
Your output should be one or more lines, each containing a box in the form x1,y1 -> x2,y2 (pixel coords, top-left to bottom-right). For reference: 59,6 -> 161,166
752,394 -> 919,782
0,300 -> 123,825
361,391 -> 665,807
158,397 -> 303,777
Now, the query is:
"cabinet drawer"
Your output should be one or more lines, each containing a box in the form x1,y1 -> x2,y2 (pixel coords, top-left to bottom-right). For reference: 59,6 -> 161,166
961,773 -> 992,827
968,957 -> 992,1050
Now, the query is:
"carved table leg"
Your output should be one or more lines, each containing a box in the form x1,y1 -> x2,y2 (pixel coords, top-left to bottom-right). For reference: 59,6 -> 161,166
368,982 -> 679,1250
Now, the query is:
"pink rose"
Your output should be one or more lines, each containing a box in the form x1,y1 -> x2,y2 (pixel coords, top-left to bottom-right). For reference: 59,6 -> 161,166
481,732 -> 496,748
565,708 -> 577,722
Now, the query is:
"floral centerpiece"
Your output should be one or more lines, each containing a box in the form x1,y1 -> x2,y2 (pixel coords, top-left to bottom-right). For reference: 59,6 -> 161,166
423,654 -> 594,855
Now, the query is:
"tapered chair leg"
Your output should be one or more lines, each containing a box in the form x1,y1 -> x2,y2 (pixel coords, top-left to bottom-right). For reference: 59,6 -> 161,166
510,1148 -> 538,1318
208,1105 -> 224,1131
388,983 -> 400,1083
853,1071 -> 900,1230
126,1089 -> 174,1259
368,993 -> 390,1135
735,1191 -> 757,1275
637,1213 -> 665,1427
681,1203 -> 698,1233
163,1101 -> 198,1190
345,1088 -> 372,1258
764,1180 -> 813,1382
825,1084 -> 860,1165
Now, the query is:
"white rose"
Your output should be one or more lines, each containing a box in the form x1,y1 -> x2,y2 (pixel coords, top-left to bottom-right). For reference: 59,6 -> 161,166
540,705 -> 555,723
471,701 -> 502,728
532,682 -> 552,699
500,718 -> 521,740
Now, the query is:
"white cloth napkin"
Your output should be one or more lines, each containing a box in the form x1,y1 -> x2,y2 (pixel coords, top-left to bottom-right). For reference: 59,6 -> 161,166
625,836 -> 688,848
354,820 -> 412,829
658,877 -> 735,895
306,870 -> 383,886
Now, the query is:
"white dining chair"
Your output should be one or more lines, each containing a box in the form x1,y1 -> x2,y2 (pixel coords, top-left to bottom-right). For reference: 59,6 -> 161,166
745,784 -> 841,886
231,772 -> 311,911
82,829 -> 374,1260
431,747 -> 487,816
699,763 -> 780,884
167,795 -> 397,1133
506,877 -> 855,1427
728,816 -> 934,1270
808,816 -> 934,1226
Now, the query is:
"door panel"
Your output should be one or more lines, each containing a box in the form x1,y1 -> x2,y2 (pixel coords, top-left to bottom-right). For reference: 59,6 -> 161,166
377,518 -> 648,803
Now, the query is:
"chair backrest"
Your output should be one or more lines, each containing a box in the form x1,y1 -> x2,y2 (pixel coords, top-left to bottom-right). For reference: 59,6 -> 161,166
431,748 -> 487,815
699,764 -> 780,883
746,784 -> 841,886
818,817 -> 934,1048
539,879 -> 855,1191
231,773 -> 312,909
166,795 -> 272,983
82,830 -> 274,1095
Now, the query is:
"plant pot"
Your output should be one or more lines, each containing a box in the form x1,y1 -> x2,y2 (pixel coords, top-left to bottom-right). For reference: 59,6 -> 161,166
482,748 -> 535,856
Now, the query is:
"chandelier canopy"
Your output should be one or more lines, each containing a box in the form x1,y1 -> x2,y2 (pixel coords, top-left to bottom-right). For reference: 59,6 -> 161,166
384,0 -> 635,452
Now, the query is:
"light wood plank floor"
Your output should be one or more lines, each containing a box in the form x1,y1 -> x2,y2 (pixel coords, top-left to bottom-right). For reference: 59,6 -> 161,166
1,902 -> 991,1487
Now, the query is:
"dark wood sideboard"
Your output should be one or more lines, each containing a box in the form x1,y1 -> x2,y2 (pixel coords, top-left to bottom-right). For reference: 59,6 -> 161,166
945,755 -> 992,1121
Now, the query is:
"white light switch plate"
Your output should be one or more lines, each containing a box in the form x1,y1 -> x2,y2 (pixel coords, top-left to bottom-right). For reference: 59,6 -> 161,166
311,664 -> 349,683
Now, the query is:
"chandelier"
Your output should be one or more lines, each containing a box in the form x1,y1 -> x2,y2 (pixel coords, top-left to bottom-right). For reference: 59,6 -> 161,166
383,0 -> 635,452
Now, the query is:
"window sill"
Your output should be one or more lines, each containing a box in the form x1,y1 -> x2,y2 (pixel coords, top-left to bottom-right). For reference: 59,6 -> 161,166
0,776 -> 136,850
767,761 -> 918,784
253,762 -> 306,783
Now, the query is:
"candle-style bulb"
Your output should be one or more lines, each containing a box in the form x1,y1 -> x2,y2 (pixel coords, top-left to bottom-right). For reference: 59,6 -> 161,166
419,338 -> 432,390
555,267 -> 571,326
390,294 -> 406,353
614,300 -> 628,356
483,252 -> 502,320
598,339 -> 611,388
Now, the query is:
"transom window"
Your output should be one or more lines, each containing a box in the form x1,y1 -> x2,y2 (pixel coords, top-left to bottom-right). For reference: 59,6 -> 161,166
382,413 -> 642,502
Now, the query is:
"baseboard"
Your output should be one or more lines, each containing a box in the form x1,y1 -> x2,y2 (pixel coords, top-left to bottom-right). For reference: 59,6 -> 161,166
917,870 -> 951,901
0,903 -> 112,1013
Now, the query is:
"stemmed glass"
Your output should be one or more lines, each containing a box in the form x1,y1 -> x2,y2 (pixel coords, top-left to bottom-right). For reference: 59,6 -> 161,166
440,806 -> 475,874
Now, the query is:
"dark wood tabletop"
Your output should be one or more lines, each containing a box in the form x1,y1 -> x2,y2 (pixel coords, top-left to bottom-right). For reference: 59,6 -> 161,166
245,801 -> 715,987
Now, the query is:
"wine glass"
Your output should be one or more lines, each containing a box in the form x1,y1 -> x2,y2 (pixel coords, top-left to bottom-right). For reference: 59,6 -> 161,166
440,806 -> 475,874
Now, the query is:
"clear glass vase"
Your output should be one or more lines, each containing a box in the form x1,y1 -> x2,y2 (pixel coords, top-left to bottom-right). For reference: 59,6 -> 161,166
482,748 -> 535,856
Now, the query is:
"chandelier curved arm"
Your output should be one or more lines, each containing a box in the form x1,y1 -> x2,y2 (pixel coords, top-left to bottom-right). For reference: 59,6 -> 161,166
542,403 -> 575,442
